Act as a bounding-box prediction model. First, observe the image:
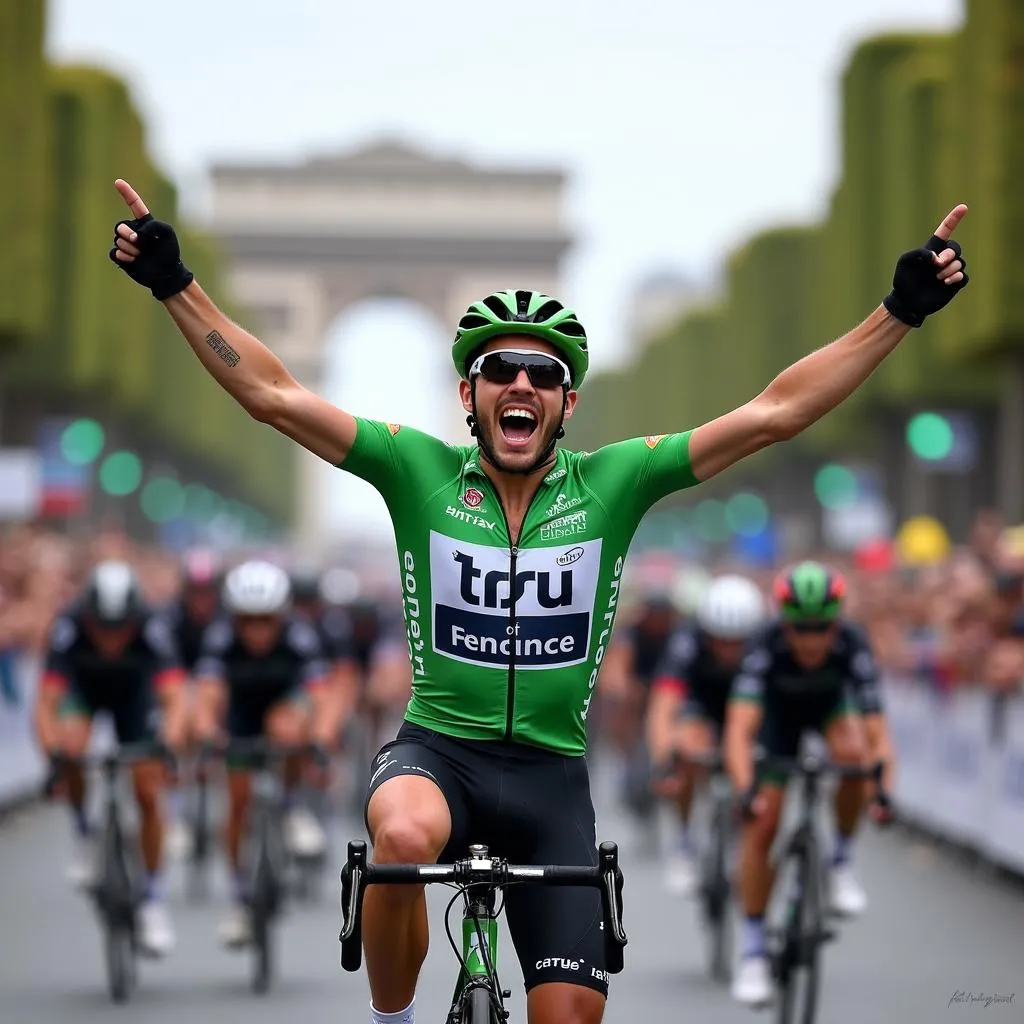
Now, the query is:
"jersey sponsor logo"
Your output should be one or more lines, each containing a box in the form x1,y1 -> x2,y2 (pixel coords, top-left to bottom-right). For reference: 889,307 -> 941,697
462,487 -> 484,509
556,545 -> 584,566
667,628 -> 697,663
540,510 -> 587,541
387,423 -> 401,435
545,492 -> 582,517
143,616 -> 176,658
400,550 -> 426,678
581,554 -> 624,720
429,531 -> 601,669
645,434 -> 666,449
544,467 -> 567,484
446,506 -> 496,530
851,649 -> 877,681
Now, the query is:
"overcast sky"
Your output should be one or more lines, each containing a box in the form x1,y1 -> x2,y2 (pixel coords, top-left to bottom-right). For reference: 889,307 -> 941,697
48,0 -> 961,545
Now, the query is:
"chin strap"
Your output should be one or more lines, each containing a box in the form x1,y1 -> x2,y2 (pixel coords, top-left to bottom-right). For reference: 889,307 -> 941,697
467,382 -> 566,476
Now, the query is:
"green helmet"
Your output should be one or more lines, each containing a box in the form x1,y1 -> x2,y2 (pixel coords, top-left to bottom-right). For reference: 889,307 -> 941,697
452,289 -> 589,388
772,561 -> 846,621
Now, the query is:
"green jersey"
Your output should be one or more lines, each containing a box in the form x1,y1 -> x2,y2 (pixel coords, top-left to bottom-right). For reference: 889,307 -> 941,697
341,419 -> 700,755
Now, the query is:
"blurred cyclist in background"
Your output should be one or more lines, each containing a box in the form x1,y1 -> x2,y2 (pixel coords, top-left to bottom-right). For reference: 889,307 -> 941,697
34,560 -> 189,957
192,559 -> 338,946
290,565 -> 361,746
725,562 -> 891,1007
160,547 -> 224,857
600,585 -> 683,826
647,574 -> 765,894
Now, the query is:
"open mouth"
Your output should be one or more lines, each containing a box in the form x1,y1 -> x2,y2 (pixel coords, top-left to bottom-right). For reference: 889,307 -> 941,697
499,407 -> 538,446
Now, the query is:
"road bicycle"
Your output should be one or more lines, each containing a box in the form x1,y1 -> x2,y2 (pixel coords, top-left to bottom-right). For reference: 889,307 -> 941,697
50,741 -> 174,1004
675,749 -> 735,983
752,746 -> 885,1024
201,737 -> 327,993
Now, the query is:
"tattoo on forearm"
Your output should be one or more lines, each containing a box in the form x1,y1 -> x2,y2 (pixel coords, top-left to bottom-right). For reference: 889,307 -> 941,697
204,330 -> 240,368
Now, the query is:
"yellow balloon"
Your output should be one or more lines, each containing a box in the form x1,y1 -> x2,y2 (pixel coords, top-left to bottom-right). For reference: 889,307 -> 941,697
897,516 -> 951,566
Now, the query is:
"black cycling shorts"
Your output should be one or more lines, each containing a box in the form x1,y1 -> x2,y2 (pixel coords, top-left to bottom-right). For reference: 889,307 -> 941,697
680,690 -> 728,732
366,722 -> 609,997
226,683 -> 306,739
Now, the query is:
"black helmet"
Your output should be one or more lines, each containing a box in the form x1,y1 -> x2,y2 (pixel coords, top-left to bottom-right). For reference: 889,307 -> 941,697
83,560 -> 146,626
290,566 -> 322,604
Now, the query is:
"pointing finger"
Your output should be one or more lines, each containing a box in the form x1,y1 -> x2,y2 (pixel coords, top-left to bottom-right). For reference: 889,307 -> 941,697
933,204 -> 968,242
114,178 -> 150,219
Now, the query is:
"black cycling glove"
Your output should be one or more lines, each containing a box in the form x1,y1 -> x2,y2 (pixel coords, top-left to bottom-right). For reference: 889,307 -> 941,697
882,234 -> 969,328
108,213 -> 194,300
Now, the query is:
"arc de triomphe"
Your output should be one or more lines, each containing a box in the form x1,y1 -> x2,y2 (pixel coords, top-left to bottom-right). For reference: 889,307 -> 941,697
206,140 -> 572,552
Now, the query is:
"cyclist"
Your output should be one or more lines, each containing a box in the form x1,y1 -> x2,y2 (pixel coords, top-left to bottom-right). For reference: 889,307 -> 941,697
346,592 -> 413,766
33,560 -> 189,957
647,574 -> 766,894
165,548 -> 224,671
191,560 -> 337,947
724,561 -> 888,1007
599,588 -> 681,823
109,179 -> 967,1024
290,565 -> 362,742
160,547 -> 224,857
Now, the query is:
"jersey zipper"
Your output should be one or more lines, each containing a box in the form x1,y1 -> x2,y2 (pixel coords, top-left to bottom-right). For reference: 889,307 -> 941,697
490,473 -> 549,743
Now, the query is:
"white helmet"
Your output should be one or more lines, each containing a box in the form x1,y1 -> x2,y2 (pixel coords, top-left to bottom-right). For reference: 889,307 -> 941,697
696,574 -> 766,640
222,560 -> 291,616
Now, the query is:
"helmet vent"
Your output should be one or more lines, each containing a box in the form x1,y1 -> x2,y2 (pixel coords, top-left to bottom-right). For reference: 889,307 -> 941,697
557,318 -> 587,340
533,299 -> 563,321
515,290 -> 534,315
458,312 -> 489,331
482,293 -> 515,320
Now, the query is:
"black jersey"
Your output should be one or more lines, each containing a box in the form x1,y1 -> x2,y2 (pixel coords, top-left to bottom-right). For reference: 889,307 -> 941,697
732,620 -> 883,715
652,624 -> 740,723
42,604 -> 185,701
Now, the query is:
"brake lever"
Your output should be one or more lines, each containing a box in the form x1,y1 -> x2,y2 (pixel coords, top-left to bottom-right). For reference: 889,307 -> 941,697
597,841 -> 626,974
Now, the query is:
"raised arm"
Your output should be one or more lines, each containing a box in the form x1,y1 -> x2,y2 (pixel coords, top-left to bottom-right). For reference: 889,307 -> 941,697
688,205 -> 969,482
110,179 -> 356,466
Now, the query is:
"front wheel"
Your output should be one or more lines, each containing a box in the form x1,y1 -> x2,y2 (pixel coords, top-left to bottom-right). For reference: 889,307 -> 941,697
251,913 -> 272,994
703,800 -> 733,983
796,836 -> 824,1024
461,984 -> 496,1024
105,922 -> 136,1003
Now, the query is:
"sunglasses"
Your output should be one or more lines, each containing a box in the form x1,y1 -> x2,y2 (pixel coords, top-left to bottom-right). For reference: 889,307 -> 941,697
235,614 -> 280,628
787,620 -> 835,635
468,349 -> 571,390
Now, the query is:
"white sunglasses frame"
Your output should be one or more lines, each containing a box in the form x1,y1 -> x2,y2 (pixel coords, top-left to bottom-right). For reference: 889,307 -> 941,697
467,348 -> 572,388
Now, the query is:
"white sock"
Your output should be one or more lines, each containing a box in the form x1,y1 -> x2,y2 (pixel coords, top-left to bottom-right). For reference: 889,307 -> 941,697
370,997 -> 415,1024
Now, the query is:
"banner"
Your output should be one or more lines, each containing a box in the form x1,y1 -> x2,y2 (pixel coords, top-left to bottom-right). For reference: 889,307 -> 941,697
0,654 -> 46,805
985,698 -> 1024,874
886,677 -> 1024,876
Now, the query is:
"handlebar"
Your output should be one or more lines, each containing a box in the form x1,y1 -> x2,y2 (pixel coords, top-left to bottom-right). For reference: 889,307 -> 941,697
754,753 -> 885,784
197,737 -> 329,767
740,754 -> 889,820
47,741 -> 176,795
670,749 -> 726,773
338,840 -> 627,975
